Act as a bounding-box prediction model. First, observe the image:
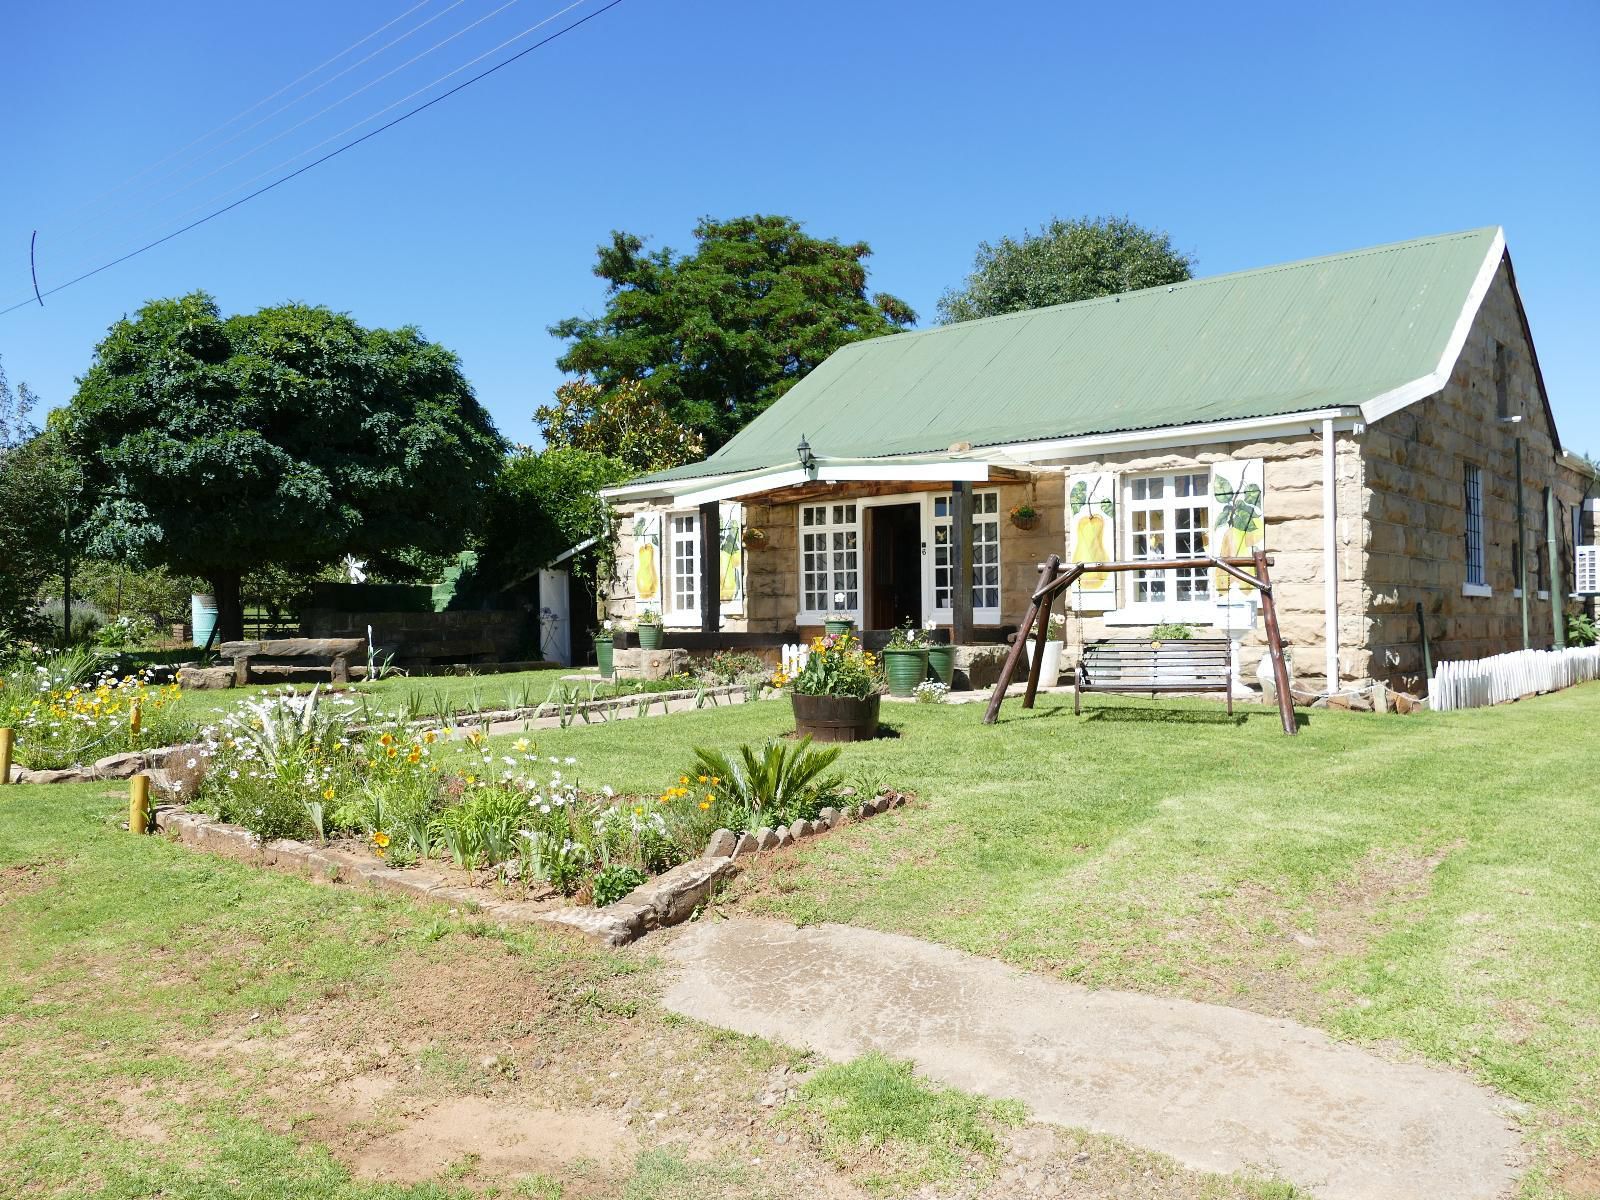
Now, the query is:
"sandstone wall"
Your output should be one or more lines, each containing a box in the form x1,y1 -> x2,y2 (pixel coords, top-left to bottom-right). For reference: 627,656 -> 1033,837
1359,261 -> 1588,689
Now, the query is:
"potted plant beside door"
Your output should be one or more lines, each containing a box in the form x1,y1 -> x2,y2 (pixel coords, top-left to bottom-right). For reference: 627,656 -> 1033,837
783,632 -> 881,742
824,592 -> 854,638
882,621 -> 931,698
635,609 -> 665,650
594,620 -> 615,679
924,619 -> 955,686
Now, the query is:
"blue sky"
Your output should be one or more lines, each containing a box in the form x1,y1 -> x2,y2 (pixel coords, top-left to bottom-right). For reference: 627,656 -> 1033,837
3,0 -> 1597,452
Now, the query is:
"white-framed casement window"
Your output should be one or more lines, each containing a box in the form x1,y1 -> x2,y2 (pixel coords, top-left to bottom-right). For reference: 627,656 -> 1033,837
1125,472 -> 1212,609
800,502 -> 859,618
931,490 -> 1001,621
668,513 -> 700,623
1463,463 -> 1489,596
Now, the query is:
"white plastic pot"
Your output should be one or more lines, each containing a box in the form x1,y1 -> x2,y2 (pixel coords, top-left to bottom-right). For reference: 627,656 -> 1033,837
1022,638 -> 1064,686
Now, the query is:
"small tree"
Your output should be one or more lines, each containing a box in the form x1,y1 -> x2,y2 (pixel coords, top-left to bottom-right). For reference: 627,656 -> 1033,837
938,215 -> 1195,323
472,448 -> 633,590
534,377 -> 704,473
552,214 -> 916,449
62,293 -> 505,641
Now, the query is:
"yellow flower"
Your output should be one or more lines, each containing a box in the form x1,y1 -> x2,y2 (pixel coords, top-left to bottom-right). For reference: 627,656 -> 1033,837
513,737 -> 530,752
711,776 -> 721,786
633,806 -> 644,816
698,801 -> 711,811
423,730 -> 437,744
372,831 -> 391,848
379,732 -> 393,746
679,776 -> 689,786
697,774 -> 708,783
465,774 -> 476,784
322,786 -> 335,801
386,745 -> 399,758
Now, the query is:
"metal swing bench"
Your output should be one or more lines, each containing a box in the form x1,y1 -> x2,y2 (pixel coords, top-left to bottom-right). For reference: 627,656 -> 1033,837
983,548 -> 1298,736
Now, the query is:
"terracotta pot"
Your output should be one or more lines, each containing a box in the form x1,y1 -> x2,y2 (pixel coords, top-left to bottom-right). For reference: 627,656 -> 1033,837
791,692 -> 881,742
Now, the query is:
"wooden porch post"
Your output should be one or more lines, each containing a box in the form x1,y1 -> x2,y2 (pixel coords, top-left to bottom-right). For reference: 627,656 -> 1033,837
699,501 -> 720,637
951,481 -> 974,644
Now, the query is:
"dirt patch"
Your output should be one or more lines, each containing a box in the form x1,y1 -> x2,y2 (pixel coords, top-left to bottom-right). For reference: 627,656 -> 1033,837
0,859 -> 63,906
1554,1158 -> 1600,1200
349,1096 -> 632,1182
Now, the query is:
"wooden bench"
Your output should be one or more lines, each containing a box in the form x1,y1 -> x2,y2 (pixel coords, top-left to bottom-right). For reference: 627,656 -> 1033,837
1074,638 -> 1235,716
219,638 -> 366,686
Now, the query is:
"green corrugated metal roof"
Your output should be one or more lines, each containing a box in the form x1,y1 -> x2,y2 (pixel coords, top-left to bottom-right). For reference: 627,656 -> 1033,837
626,227 -> 1500,490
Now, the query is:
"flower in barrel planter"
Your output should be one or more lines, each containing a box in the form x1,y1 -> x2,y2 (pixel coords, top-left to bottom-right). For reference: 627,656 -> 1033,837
787,632 -> 882,742
882,621 -> 931,698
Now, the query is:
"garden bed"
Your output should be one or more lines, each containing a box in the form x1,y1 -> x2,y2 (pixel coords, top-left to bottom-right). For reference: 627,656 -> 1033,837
137,685 -> 909,945
152,789 -> 910,946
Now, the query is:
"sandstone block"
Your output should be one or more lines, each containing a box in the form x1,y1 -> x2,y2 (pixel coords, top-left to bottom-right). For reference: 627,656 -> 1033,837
704,828 -> 738,858
93,751 -> 147,779
612,648 -> 691,681
754,828 -> 779,851
178,665 -> 235,691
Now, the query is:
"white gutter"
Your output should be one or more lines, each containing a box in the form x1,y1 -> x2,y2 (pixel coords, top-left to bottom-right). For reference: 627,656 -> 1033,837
1321,417 -> 1339,690
603,458 -> 994,507
984,408 -> 1363,462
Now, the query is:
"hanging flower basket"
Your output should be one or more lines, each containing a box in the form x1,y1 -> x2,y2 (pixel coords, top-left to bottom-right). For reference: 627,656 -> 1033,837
742,527 -> 768,550
1009,503 -> 1039,531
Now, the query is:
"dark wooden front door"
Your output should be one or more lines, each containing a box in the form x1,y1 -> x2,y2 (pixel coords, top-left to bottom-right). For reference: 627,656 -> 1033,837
868,503 -> 922,630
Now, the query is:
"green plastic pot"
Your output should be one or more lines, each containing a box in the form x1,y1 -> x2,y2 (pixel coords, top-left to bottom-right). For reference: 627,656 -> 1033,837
883,647 -> 929,698
637,624 -> 664,649
824,619 -> 854,638
595,637 -> 614,678
926,644 -> 955,686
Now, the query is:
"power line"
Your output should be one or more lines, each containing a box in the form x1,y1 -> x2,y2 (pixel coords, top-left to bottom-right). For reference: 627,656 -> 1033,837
3,0 -> 622,318
55,0 -> 444,228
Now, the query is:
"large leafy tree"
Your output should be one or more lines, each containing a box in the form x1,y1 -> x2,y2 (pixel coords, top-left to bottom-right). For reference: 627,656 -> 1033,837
0,357 -> 70,643
551,214 -> 916,449
471,447 -> 633,590
534,377 -> 704,473
62,292 -> 505,640
938,215 -> 1195,323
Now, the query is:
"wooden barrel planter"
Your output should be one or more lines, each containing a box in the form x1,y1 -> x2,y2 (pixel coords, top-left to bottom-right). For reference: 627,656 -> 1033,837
791,693 -> 881,742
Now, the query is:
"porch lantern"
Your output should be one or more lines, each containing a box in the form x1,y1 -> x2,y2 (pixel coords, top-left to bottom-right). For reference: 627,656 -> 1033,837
797,434 -> 817,476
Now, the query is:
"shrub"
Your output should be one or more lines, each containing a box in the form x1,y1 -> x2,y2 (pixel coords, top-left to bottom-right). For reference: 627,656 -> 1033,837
913,680 -> 948,704
592,863 -> 648,907
1151,622 -> 1194,641
1569,613 -> 1598,648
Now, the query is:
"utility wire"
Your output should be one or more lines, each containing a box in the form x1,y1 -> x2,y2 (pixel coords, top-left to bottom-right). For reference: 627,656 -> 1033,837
52,0 -> 505,257
0,0 -> 623,318
55,0 -> 443,228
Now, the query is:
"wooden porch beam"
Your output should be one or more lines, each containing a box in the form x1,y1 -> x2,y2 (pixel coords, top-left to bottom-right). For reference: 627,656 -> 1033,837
951,481 -> 974,644
698,501 -> 720,636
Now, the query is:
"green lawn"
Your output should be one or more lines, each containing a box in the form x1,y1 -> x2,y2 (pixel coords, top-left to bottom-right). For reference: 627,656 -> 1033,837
477,685 -> 1600,1197
5,686 -> 1599,1197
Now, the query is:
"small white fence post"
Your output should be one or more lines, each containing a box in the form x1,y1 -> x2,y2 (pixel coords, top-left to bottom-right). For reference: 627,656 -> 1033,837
1428,645 -> 1600,712
781,643 -> 810,678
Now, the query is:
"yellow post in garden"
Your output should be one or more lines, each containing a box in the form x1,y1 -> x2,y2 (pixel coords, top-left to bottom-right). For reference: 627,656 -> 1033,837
129,774 -> 150,835
130,700 -> 142,745
0,727 -> 13,785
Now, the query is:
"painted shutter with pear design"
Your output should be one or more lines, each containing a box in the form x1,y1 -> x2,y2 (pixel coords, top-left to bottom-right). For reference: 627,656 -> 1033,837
1207,459 -> 1265,594
1065,471 -> 1117,611
718,502 -> 745,614
631,512 -> 663,613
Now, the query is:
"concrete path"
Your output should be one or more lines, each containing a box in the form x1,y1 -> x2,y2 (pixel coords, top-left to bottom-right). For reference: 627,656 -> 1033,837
661,919 -> 1523,1200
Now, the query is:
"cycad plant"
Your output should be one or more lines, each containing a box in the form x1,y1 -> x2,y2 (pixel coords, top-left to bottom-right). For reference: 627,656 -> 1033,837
690,736 -> 842,833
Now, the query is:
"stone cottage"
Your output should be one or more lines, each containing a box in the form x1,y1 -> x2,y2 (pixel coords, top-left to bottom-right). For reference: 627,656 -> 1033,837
601,227 -> 1598,693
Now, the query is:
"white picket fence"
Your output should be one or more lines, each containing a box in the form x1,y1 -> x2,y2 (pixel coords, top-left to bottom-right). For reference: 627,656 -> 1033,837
1429,646 -> 1600,712
781,643 -> 810,678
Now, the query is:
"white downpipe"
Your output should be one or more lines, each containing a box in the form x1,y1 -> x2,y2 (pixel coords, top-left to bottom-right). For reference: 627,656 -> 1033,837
1321,418 -> 1339,690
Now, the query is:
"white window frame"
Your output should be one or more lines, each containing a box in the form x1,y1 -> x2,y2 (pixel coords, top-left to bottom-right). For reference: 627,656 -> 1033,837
928,489 -> 1002,626
796,501 -> 861,624
1105,470 -> 1217,625
1462,462 -> 1490,597
666,511 -> 701,626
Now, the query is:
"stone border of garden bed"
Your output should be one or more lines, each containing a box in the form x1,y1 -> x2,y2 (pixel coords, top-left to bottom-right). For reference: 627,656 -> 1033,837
151,791 -> 910,947
3,682 -> 761,785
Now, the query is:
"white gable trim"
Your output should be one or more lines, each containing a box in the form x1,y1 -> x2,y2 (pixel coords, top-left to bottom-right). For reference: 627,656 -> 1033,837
1360,227 -> 1506,424
986,408 -> 1362,462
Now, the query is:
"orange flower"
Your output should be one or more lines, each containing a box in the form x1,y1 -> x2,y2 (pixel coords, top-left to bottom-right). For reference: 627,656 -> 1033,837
372,831 -> 390,849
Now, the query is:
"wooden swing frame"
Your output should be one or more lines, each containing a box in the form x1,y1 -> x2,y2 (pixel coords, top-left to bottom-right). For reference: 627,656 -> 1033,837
983,547 -> 1298,735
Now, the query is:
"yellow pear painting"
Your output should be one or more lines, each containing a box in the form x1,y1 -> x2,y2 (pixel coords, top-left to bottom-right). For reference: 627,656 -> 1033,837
1212,478 -> 1264,593
719,521 -> 742,601
633,516 -> 659,601
1069,480 -> 1114,589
